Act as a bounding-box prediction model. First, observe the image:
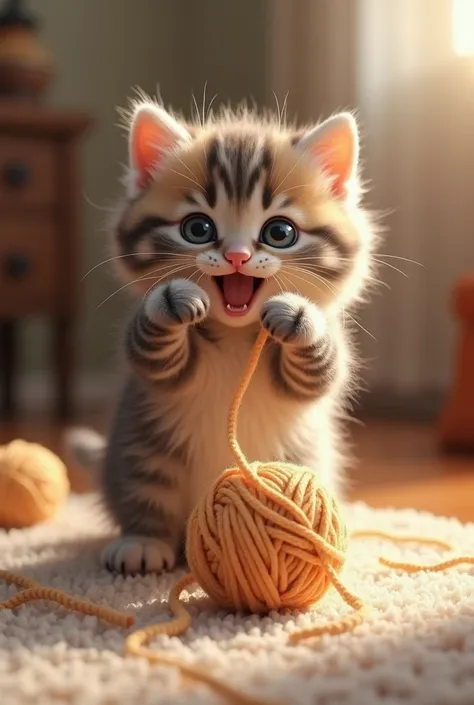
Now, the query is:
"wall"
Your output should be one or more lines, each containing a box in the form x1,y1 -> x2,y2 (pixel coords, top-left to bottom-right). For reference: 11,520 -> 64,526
23,0 -> 268,391
267,0 -> 474,418
356,0 -> 474,413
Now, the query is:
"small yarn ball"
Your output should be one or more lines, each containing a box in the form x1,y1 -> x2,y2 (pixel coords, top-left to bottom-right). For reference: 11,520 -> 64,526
0,440 -> 70,529
186,461 -> 348,613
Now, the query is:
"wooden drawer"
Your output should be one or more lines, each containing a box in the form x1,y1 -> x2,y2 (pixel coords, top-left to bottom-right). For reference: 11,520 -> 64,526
0,136 -> 58,209
0,217 -> 57,316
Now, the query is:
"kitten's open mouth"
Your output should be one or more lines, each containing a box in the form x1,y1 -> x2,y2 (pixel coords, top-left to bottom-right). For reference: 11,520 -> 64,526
213,274 -> 264,316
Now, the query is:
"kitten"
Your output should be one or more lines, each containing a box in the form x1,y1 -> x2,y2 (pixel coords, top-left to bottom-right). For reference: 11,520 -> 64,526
67,98 -> 376,575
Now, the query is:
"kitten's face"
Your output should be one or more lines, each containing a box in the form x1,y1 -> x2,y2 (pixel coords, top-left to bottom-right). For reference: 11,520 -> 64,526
113,103 -> 374,327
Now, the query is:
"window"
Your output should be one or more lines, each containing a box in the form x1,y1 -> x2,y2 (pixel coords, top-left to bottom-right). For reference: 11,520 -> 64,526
453,0 -> 474,56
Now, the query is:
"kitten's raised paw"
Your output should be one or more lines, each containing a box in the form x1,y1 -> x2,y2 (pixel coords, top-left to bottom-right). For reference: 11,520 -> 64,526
145,279 -> 210,326
261,293 -> 326,346
102,536 -> 176,575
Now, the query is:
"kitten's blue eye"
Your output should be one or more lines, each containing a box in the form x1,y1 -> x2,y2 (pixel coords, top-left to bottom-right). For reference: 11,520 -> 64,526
181,214 -> 216,244
259,218 -> 298,249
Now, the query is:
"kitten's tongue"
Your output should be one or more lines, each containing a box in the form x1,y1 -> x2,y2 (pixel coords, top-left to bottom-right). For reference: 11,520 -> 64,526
222,273 -> 254,306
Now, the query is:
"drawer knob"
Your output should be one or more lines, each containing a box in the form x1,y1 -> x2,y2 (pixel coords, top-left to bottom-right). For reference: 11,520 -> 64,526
4,161 -> 31,188
3,253 -> 31,279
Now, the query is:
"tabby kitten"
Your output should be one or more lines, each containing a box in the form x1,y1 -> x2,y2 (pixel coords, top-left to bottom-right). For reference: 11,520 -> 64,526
68,98 -> 375,575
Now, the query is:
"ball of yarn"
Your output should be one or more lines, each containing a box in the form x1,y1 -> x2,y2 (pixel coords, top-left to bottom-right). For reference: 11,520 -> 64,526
186,460 -> 348,613
0,440 -> 70,528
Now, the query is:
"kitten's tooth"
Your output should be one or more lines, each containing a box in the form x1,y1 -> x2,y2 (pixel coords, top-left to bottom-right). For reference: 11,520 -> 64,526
226,303 -> 248,312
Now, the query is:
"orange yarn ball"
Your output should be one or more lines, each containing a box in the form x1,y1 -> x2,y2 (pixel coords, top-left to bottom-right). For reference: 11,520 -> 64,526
0,440 -> 70,528
186,460 -> 348,613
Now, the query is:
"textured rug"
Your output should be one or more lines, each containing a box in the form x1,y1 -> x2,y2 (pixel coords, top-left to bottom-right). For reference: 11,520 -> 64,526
1,495 -> 474,705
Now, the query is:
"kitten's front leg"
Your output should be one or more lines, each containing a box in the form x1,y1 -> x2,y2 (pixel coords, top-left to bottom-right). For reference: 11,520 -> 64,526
125,278 -> 210,384
101,279 -> 209,575
261,293 -> 339,401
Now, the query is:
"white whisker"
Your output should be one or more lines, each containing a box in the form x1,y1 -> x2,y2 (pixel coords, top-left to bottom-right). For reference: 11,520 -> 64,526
286,256 -> 332,262
273,142 -> 312,194
281,91 -> 289,125
289,253 -> 412,280
94,263 -> 194,311
192,93 -> 202,128
281,265 -> 377,341
272,272 -> 288,295
195,271 -> 206,287
82,191 -> 115,213
325,255 -> 412,279
81,253 -> 195,280
166,168 -> 206,193
206,93 -> 218,120
136,260 -> 195,280
196,148 -> 207,181
142,278 -> 161,301
94,276 -> 155,311
186,267 -> 200,283
372,253 -> 424,267
278,182 -> 312,195
141,264 -> 197,302
272,90 -> 282,129
282,264 -> 339,295
285,260 -> 389,290
173,152 -> 199,183
202,81 -> 208,126
371,258 -> 409,278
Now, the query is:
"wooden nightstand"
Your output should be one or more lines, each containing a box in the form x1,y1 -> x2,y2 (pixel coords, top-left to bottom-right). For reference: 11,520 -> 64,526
0,103 -> 92,419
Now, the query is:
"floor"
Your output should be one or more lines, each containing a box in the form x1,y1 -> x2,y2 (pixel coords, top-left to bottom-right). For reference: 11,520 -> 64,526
2,411 -> 474,522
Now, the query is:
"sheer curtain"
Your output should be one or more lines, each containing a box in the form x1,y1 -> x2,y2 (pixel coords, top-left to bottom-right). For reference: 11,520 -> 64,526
267,0 -> 474,413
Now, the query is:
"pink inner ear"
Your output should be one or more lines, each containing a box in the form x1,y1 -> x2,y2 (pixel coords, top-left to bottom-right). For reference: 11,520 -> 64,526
132,113 -> 173,190
312,126 -> 355,198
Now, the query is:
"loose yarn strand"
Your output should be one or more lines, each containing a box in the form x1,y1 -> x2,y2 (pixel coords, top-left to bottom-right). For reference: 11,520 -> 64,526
123,327 -> 367,704
228,328 -> 269,474
380,556 -> 474,573
225,329 -> 366,639
0,570 -> 133,628
351,529 -> 452,551
125,573 -> 284,705
351,530 -> 474,575
288,564 -> 366,644
126,573 -> 194,647
3,330 -> 474,705
126,648 -> 283,705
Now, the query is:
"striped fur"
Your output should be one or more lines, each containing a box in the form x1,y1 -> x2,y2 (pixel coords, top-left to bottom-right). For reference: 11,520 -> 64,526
262,293 -> 338,401
124,280 -> 209,384
69,100 -> 379,575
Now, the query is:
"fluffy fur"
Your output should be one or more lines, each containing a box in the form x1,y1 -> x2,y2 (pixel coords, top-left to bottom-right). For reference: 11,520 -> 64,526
68,95 -> 378,575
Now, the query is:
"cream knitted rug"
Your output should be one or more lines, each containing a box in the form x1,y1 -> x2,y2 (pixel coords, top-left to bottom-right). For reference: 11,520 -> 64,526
1,495 -> 473,705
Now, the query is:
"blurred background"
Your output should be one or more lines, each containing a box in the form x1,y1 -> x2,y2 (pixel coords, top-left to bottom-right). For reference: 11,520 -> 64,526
1,0 -> 473,518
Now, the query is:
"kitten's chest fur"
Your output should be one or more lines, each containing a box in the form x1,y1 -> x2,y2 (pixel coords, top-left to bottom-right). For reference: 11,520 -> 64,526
148,332 -> 338,513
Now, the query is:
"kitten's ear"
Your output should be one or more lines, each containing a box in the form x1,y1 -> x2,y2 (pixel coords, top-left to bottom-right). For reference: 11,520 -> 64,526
295,113 -> 359,199
128,103 -> 191,195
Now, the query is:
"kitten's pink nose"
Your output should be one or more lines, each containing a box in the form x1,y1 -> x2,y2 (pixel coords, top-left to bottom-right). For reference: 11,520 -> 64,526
224,247 -> 251,269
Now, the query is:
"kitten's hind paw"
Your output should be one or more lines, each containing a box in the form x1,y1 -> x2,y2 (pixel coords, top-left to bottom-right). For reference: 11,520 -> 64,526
102,536 -> 176,575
